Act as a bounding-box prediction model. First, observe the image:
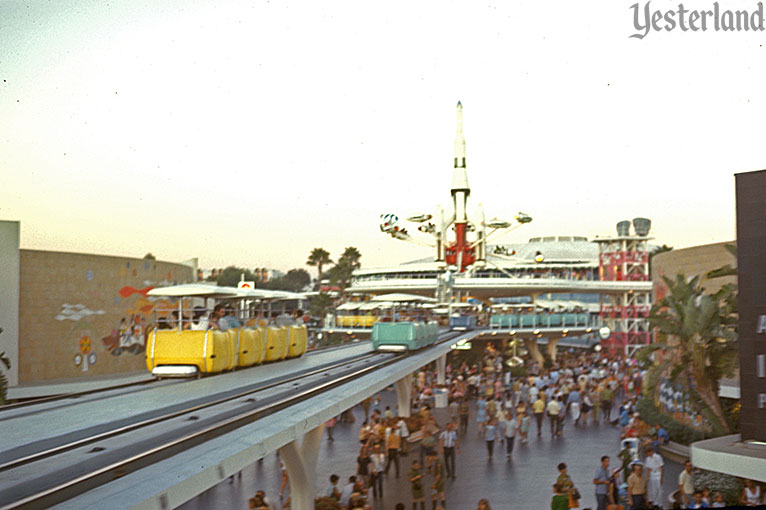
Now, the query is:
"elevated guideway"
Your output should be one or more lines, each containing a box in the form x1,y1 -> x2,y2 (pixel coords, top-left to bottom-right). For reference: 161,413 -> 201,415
350,274 -> 652,298
0,344 -> 372,467
49,331 -> 479,510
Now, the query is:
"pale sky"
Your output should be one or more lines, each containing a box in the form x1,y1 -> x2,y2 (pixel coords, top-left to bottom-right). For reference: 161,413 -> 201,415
1,0 -> 760,274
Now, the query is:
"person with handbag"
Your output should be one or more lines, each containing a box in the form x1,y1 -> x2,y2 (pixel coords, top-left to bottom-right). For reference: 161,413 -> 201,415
557,462 -> 580,508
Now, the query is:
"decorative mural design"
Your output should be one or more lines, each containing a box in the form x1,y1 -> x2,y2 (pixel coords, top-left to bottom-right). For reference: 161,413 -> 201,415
55,304 -> 106,321
99,285 -> 157,357
118,285 -> 153,298
19,249 -> 194,383
102,315 -> 146,356
99,289 -> 183,358
74,334 -> 97,371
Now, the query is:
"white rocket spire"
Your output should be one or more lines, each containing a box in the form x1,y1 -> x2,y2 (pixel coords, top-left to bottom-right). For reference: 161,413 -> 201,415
451,101 -> 470,195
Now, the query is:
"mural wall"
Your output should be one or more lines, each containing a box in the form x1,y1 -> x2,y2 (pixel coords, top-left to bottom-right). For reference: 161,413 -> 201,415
18,250 -> 195,383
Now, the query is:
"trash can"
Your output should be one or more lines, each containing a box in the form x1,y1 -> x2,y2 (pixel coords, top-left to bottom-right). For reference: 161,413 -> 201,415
434,389 -> 448,409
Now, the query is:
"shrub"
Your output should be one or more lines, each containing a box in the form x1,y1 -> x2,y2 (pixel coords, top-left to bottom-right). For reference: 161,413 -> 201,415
635,398 -> 705,446
694,468 -> 744,507
315,497 -> 341,510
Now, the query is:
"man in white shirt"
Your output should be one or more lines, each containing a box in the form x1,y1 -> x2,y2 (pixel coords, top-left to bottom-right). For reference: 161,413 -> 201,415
339,476 -> 356,508
546,397 -> 561,437
644,446 -> 664,507
369,445 -> 386,499
504,411 -> 518,460
189,306 -> 209,330
467,374 -> 478,398
678,460 -> 694,507
439,422 -> 459,478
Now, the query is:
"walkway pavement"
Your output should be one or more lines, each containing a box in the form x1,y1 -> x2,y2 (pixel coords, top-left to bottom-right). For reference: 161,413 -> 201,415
180,389 -> 684,509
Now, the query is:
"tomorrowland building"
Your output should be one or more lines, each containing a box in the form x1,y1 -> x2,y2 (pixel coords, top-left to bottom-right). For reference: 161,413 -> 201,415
353,235 -> 602,300
347,103 -> 654,353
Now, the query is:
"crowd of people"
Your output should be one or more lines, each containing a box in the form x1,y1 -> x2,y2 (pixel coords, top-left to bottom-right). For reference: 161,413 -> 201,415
318,394 -> 451,510
240,341 -> 762,509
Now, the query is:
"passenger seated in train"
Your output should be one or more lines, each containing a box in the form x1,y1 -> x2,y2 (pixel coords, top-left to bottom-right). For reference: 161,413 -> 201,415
170,310 -> 190,330
189,306 -> 209,330
275,310 -> 293,327
220,305 -> 241,330
156,315 -> 172,330
208,304 -> 225,330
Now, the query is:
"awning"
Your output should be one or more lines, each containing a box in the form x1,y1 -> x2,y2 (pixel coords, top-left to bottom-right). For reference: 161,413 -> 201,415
370,293 -> 437,303
147,284 -> 239,298
336,302 -> 361,311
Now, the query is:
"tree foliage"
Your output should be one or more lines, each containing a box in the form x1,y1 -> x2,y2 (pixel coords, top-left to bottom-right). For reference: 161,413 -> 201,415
209,266 -> 311,292
646,257 -> 739,434
260,268 -> 311,292
309,292 -> 334,324
326,247 -> 362,292
211,266 -> 262,288
143,253 -> 156,260
306,248 -> 332,286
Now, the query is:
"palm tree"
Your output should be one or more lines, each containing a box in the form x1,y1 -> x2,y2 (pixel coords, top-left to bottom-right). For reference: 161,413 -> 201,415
306,248 -> 332,287
646,272 -> 738,434
338,247 -> 362,270
327,247 -> 362,294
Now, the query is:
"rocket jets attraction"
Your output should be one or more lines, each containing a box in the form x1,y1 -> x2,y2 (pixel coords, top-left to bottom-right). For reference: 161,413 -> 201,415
445,101 -> 475,272
379,102 -> 531,274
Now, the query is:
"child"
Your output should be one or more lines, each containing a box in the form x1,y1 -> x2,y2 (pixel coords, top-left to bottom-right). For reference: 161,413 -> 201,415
551,484 -> 569,510
690,490 -> 710,508
711,491 -> 726,508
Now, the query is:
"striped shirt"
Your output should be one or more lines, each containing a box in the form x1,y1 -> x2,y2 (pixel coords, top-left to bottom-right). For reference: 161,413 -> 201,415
440,429 -> 457,448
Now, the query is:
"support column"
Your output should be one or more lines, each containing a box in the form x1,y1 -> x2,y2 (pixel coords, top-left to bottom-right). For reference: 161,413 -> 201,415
523,337 -> 545,367
395,374 -> 413,417
278,423 -> 325,510
436,354 -> 447,386
547,337 -> 559,364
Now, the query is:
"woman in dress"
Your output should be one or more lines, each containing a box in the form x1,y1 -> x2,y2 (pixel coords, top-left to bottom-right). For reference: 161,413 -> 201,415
476,395 -> 487,437
569,390 -> 581,426
742,479 -> 763,506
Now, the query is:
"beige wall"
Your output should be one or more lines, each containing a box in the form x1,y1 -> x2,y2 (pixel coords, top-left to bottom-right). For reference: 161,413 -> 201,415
19,250 -> 194,383
652,241 -> 737,302
0,221 -> 20,386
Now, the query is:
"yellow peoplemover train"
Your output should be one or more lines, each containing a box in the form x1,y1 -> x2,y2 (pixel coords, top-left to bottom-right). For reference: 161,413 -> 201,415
146,284 -> 308,377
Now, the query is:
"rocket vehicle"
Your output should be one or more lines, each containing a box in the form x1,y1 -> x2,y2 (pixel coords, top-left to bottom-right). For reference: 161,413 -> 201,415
443,101 -> 478,273
380,101 -> 531,274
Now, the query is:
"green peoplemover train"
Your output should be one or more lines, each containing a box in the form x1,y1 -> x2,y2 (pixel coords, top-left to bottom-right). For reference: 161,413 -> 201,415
371,321 -> 439,352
